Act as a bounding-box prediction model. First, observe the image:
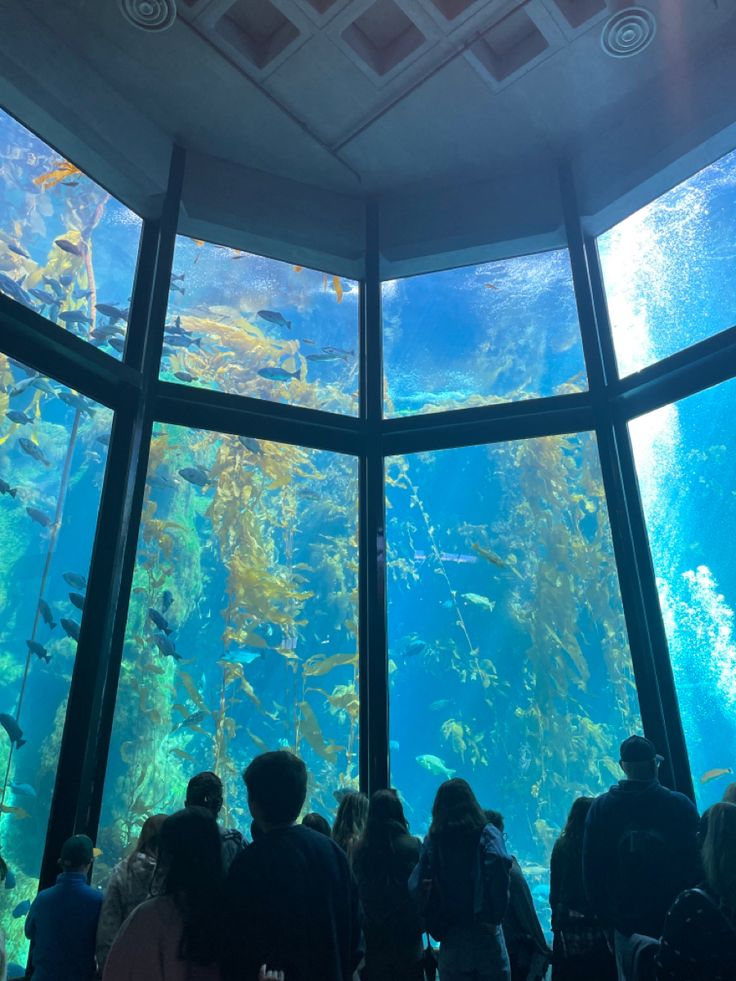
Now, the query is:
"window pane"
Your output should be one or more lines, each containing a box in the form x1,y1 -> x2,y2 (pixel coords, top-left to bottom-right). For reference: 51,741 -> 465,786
599,147 -> 736,376
386,433 -> 639,930
630,379 -> 736,810
0,107 -> 142,359
160,237 -> 359,415
383,249 -> 586,417
0,354 -> 112,966
96,425 -> 358,874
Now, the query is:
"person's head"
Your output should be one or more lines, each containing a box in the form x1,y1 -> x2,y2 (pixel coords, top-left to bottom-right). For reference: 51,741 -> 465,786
158,807 -> 223,965
130,813 -> 167,865
185,771 -> 223,818
244,751 -> 307,831
561,796 -> 594,840
429,778 -> 486,837
59,834 -> 94,873
355,789 -> 408,860
701,802 -> 736,908
302,812 -> 332,837
484,809 -> 504,833
619,735 -> 663,782
722,783 -> 736,804
333,792 -> 369,849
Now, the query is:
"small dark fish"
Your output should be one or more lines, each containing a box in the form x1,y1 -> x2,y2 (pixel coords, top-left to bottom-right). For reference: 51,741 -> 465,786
57,391 -> 95,415
54,238 -> 85,257
108,336 -> 126,353
9,782 -> 36,798
42,276 -> 65,297
12,899 -> 30,918
6,409 -> 32,425
0,272 -> 31,306
170,710 -> 206,733
174,371 -> 196,383
7,241 -> 30,259
73,287 -> 93,301
153,634 -> 182,660
4,868 -> 16,889
69,592 -> 86,611
169,283 -> 185,294
26,507 -> 52,527
257,366 -> 301,382
0,479 -> 18,498
60,617 -> 80,642
166,333 -> 202,349
301,338 -> 315,345
161,589 -> 174,613
171,273 -> 186,282
9,375 -> 37,398
178,466 -> 210,487
58,310 -> 92,325
0,713 -> 25,749
19,438 -> 50,466
29,288 -> 58,305
38,599 -> 56,629
257,309 -> 292,330
95,303 -> 128,322
59,273 -> 74,288
96,433 -> 111,447
305,353 -> 343,363
147,471 -> 178,490
63,572 -> 87,590
322,346 -> 355,359
405,638 -> 427,658
26,639 -> 51,663
32,378 -> 55,395
62,180 -> 80,187
149,608 -> 172,635
238,436 -> 262,454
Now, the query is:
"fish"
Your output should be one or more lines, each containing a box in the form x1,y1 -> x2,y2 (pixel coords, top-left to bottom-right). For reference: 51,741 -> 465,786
0,272 -> 32,305
174,371 -> 196,383
63,572 -> 87,590
257,366 -> 301,383
6,409 -> 32,424
238,436 -> 262,454
257,309 -> 292,330
471,542 -> 505,567
430,699 -> 451,712
73,288 -> 93,301
0,714 -> 26,748
38,599 -> 56,629
7,241 -> 30,258
95,303 -> 128,321
42,276 -> 65,297
26,639 -> 51,663
27,507 -> 53,527
9,376 -> 37,398
169,283 -> 186,294
322,346 -> 355,359
0,479 -> 18,498
108,337 -> 126,353
162,589 -> 174,613
416,754 -> 456,779
58,310 -> 92,325
462,592 -> 496,612
18,438 -> 50,466
170,710 -> 206,733
301,338 -> 315,345
12,899 -> 31,918
154,634 -> 182,660
165,333 -> 201,348
148,471 -> 178,490
4,868 -> 16,889
700,767 -> 733,784
413,550 -> 477,565
170,747 -> 196,762
69,592 -> 86,611
59,273 -> 74,288
149,608 -> 173,635
404,638 -> 427,658
60,618 -> 80,641
225,650 -> 262,666
29,288 -> 58,305
178,466 -> 210,487
54,238 -> 86,257
9,782 -> 36,798
96,433 -> 111,447
305,353 -> 344,363
171,273 -> 186,282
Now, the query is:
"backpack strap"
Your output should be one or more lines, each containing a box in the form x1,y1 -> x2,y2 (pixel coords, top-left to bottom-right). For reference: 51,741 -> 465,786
689,887 -> 736,938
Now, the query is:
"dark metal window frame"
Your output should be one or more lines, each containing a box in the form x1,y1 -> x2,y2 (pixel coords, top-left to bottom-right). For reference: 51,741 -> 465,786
2,146 -> 735,892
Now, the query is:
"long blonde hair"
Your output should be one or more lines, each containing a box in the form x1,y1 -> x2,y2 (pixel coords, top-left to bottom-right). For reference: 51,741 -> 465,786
702,802 -> 736,908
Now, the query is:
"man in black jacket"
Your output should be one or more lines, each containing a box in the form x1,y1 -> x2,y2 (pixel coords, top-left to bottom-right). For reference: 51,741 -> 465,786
222,751 -> 363,981
582,736 -> 699,963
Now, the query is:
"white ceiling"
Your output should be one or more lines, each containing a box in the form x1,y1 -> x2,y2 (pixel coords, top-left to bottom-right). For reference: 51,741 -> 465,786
1,0 -> 736,277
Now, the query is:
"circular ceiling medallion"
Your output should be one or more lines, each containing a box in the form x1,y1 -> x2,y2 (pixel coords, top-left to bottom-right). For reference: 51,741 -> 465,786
601,7 -> 657,58
119,0 -> 176,32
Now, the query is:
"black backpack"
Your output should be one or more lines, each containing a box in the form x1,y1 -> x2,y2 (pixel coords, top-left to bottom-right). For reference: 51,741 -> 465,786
616,823 -> 670,904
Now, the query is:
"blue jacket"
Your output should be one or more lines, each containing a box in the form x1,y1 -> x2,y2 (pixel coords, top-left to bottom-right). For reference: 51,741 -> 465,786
25,871 -> 103,981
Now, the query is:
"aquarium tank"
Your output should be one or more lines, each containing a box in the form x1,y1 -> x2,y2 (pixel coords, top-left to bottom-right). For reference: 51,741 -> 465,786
1,97 -> 736,969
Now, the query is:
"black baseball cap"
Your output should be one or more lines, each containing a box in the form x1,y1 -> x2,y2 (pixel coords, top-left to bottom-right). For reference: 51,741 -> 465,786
620,735 -> 664,764
60,834 -> 94,867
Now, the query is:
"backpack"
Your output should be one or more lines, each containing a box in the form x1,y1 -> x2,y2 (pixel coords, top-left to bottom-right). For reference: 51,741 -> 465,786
616,824 -> 669,905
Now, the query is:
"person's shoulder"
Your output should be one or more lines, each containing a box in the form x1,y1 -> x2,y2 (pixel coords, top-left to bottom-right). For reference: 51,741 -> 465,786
656,784 -> 699,817
82,881 -> 104,904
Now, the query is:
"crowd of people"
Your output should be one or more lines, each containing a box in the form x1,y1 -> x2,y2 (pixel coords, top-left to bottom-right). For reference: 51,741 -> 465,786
1,734 -> 735,981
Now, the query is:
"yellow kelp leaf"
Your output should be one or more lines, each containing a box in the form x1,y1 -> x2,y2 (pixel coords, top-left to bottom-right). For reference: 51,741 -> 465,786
178,671 -> 206,710
298,700 -> 339,761
332,276 -> 344,303
34,159 -> 83,190
302,651 -> 358,677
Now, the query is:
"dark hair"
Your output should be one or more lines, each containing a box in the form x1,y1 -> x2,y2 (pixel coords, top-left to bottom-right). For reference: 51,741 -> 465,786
560,797 -> 594,842
186,771 -> 223,817
250,819 -> 263,841
129,813 -> 167,869
484,809 -> 504,833
357,790 -> 408,850
158,807 -> 223,965
244,751 -> 307,826
429,778 -> 486,837
302,812 -> 332,837
333,792 -> 369,854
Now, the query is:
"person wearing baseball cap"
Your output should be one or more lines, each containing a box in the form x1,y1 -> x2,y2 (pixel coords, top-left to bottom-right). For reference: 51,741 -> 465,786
582,734 -> 700,973
24,834 -> 103,981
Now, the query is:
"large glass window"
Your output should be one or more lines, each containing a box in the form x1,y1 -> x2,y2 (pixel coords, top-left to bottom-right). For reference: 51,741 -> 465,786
386,433 -> 640,928
95,424 -> 358,873
0,354 -> 111,966
630,378 -> 736,810
0,107 -> 142,358
382,249 -> 586,417
160,237 -> 359,415
599,147 -> 736,376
